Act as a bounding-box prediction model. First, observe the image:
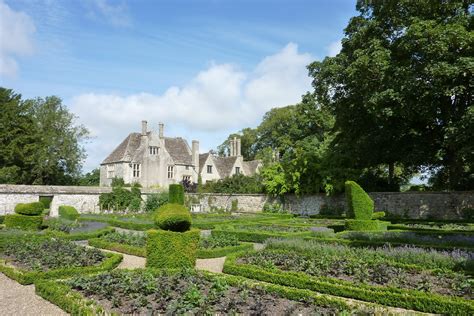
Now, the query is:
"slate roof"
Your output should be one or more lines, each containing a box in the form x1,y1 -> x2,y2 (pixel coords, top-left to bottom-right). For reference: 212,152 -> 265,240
164,137 -> 193,165
243,160 -> 261,175
214,156 -> 238,178
199,153 -> 210,173
102,133 -> 142,164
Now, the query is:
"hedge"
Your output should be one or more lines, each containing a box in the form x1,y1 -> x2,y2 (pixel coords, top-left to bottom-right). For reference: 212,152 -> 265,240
34,269 -> 379,315
211,228 -> 313,243
223,252 -> 474,314
345,220 -> 389,231
14,202 -> 44,216
345,181 -> 374,220
154,203 -> 191,232
58,205 -> 80,221
78,216 -> 154,231
197,242 -> 254,259
0,215 -> 4,224
39,196 -> 53,209
57,226 -> 115,241
0,252 -> 123,285
146,228 -> 200,268
4,214 -> 43,230
168,184 -> 185,205
88,237 -> 146,257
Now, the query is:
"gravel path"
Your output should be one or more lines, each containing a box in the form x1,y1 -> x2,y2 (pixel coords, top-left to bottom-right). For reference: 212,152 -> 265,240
0,273 -> 68,316
196,257 -> 226,273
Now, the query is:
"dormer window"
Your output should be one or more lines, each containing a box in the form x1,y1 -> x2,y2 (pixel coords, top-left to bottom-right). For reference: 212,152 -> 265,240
149,146 -> 159,155
235,167 -> 240,174
207,165 -> 212,174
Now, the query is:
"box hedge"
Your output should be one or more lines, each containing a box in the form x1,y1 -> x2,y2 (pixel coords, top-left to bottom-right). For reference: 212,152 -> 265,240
154,203 -> 192,232
58,205 -> 80,221
168,184 -> 185,205
146,229 -> 200,268
345,219 -> 388,231
4,214 -> 43,230
345,181 -> 374,220
14,202 -> 44,216
88,237 -> 146,257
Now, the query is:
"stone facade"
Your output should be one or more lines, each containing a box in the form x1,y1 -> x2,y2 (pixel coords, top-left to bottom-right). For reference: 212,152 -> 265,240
0,185 -> 472,220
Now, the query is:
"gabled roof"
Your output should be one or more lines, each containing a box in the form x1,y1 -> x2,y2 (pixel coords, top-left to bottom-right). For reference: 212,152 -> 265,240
199,153 -> 210,173
102,133 -> 142,164
164,137 -> 193,165
214,156 -> 238,178
243,160 -> 261,175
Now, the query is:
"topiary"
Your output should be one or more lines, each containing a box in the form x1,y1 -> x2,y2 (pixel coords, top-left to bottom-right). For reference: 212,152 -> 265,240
58,205 -> 80,221
14,202 -> 44,216
345,181 -> 374,220
169,184 -> 185,205
154,203 -> 191,232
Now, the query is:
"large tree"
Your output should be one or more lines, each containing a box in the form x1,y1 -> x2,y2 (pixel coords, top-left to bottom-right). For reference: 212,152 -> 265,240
309,0 -> 473,190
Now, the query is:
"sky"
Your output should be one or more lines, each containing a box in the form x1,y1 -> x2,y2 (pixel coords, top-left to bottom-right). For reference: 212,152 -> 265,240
0,0 -> 358,172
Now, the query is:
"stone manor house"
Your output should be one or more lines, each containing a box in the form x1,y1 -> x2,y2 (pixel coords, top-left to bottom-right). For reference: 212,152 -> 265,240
99,121 -> 261,187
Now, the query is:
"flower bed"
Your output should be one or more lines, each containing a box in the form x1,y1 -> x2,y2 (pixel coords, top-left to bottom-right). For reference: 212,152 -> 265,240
197,234 -> 253,258
35,269 -> 376,315
89,231 -> 147,257
0,237 -> 122,284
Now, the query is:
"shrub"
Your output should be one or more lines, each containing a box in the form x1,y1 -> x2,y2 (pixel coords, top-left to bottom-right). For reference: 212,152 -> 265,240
345,220 -> 388,231
372,211 -> 385,219
345,181 -> 374,220
58,205 -> 80,221
39,196 -> 53,209
169,184 -> 185,205
0,215 -> 4,224
14,202 -> 44,216
144,192 -> 169,212
4,214 -> 43,230
154,204 -> 191,232
231,199 -> 238,212
146,229 -> 200,268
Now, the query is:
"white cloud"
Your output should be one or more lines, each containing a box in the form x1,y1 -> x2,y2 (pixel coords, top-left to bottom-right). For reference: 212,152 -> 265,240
87,0 -> 131,27
70,43 -> 313,171
326,40 -> 342,57
0,0 -> 35,77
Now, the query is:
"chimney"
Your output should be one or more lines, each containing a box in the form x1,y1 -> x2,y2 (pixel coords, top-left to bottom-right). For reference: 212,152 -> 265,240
233,137 -> 238,157
192,140 -> 199,169
158,122 -> 164,138
229,138 -> 234,156
141,120 -> 147,136
236,138 -> 241,156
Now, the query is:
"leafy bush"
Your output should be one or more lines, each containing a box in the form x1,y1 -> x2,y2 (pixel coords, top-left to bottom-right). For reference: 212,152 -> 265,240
231,199 -> 238,212
372,211 -> 385,219
99,182 -> 142,212
14,202 -> 44,216
101,231 -> 146,247
146,229 -> 200,268
262,202 -> 286,213
200,234 -> 239,249
144,192 -> 169,212
169,184 -> 185,205
345,220 -> 388,231
39,196 -> 53,209
58,205 -> 80,220
154,204 -> 191,232
43,217 -> 80,233
4,214 -> 43,230
0,215 -> 4,224
345,181 -> 374,220
201,174 -> 265,194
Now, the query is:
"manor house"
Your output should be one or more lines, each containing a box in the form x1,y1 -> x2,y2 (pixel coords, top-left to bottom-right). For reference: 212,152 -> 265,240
99,121 -> 261,187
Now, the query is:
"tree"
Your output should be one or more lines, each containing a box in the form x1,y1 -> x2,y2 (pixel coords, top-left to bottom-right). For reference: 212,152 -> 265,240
217,128 -> 258,160
309,0 -> 473,190
77,168 -> 100,186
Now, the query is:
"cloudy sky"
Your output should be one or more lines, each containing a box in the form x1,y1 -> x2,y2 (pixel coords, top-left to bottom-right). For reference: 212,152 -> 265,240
0,0 -> 357,172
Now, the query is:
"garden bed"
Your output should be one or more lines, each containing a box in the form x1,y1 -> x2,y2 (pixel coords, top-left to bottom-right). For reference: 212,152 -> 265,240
35,269 -> 375,315
89,231 -> 147,257
0,237 -> 122,284
197,233 -> 253,258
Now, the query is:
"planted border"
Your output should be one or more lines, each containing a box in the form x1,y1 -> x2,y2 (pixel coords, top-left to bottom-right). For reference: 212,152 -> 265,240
0,252 -> 123,285
212,228 -> 312,243
197,242 -> 253,258
78,216 -> 154,231
88,237 -> 146,257
223,251 -> 474,314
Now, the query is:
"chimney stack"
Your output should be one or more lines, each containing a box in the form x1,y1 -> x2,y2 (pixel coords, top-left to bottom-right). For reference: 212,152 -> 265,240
236,138 -> 241,156
192,140 -> 199,169
141,120 -> 147,136
229,138 -> 234,156
159,122 -> 164,138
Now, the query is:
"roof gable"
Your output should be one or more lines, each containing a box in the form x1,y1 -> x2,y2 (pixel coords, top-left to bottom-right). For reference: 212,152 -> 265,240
101,133 -> 142,164
164,137 -> 193,165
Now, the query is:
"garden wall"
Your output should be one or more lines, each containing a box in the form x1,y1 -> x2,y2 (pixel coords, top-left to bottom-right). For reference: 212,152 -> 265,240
0,184 -> 472,220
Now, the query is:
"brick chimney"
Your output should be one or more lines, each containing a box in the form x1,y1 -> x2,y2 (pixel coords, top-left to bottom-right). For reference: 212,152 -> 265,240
141,120 -> 147,136
158,122 -> 164,138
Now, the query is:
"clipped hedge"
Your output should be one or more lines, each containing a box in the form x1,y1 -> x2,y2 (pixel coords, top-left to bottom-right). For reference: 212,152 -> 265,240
154,203 -> 191,232
345,220 -> 388,231
168,184 -> 185,205
78,216 -> 154,231
372,211 -> 385,220
345,181 -> 374,220
39,196 -> 53,209
197,242 -> 253,259
212,228 -> 313,243
0,252 -> 122,285
223,252 -> 474,314
88,237 -> 146,257
57,227 -> 115,241
14,202 -> 44,216
146,229 -> 199,268
58,205 -> 80,221
4,214 -> 43,230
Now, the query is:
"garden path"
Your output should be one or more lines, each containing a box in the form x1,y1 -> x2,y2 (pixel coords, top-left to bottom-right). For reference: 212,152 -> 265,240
196,256 -> 226,273
0,273 -> 68,316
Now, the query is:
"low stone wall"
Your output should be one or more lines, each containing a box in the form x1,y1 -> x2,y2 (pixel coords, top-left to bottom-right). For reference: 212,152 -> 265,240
0,184 -> 472,220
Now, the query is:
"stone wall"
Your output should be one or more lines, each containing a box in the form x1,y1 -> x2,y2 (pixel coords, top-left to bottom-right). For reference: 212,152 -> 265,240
0,184 -> 472,220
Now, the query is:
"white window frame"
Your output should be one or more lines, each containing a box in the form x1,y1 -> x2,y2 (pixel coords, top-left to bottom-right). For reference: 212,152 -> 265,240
107,165 -> 115,179
167,165 -> 174,179
132,163 -> 141,178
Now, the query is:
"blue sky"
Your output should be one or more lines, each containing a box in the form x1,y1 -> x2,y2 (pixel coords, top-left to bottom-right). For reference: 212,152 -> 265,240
1,0 -> 358,172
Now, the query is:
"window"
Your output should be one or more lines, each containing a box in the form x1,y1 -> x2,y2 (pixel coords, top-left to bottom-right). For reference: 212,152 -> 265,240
185,165 -> 189,170
132,164 -> 140,177
183,175 -> 191,181
235,167 -> 240,174
207,165 -> 212,174
167,166 -> 174,179
149,146 -> 159,155
107,165 -> 115,178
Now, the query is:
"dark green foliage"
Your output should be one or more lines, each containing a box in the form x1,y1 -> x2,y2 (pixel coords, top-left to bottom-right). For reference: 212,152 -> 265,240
88,238 -> 146,257
146,229 -> 200,268
76,168 -> 100,186
200,234 -> 239,249
58,205 -> 79,221
169,184 -> 185,204
144,192 -> 169,212
0,215 -> 4,224
345,220 -> 388,231
201,174 -> 264,194
154,204 -> 191,232
39,196 -> 53,209
14,202 -> 44,216
99,181 -> 142,212
231,199 -> 238,212
345,181 -> 374,220
4,214 -> 43,230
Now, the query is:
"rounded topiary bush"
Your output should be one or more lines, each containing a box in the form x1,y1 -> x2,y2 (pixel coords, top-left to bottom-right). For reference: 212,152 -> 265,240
58,205 -> 79,220
154,203 -> 192,232
168,184 -> 185,205
14,202 -> 44,216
